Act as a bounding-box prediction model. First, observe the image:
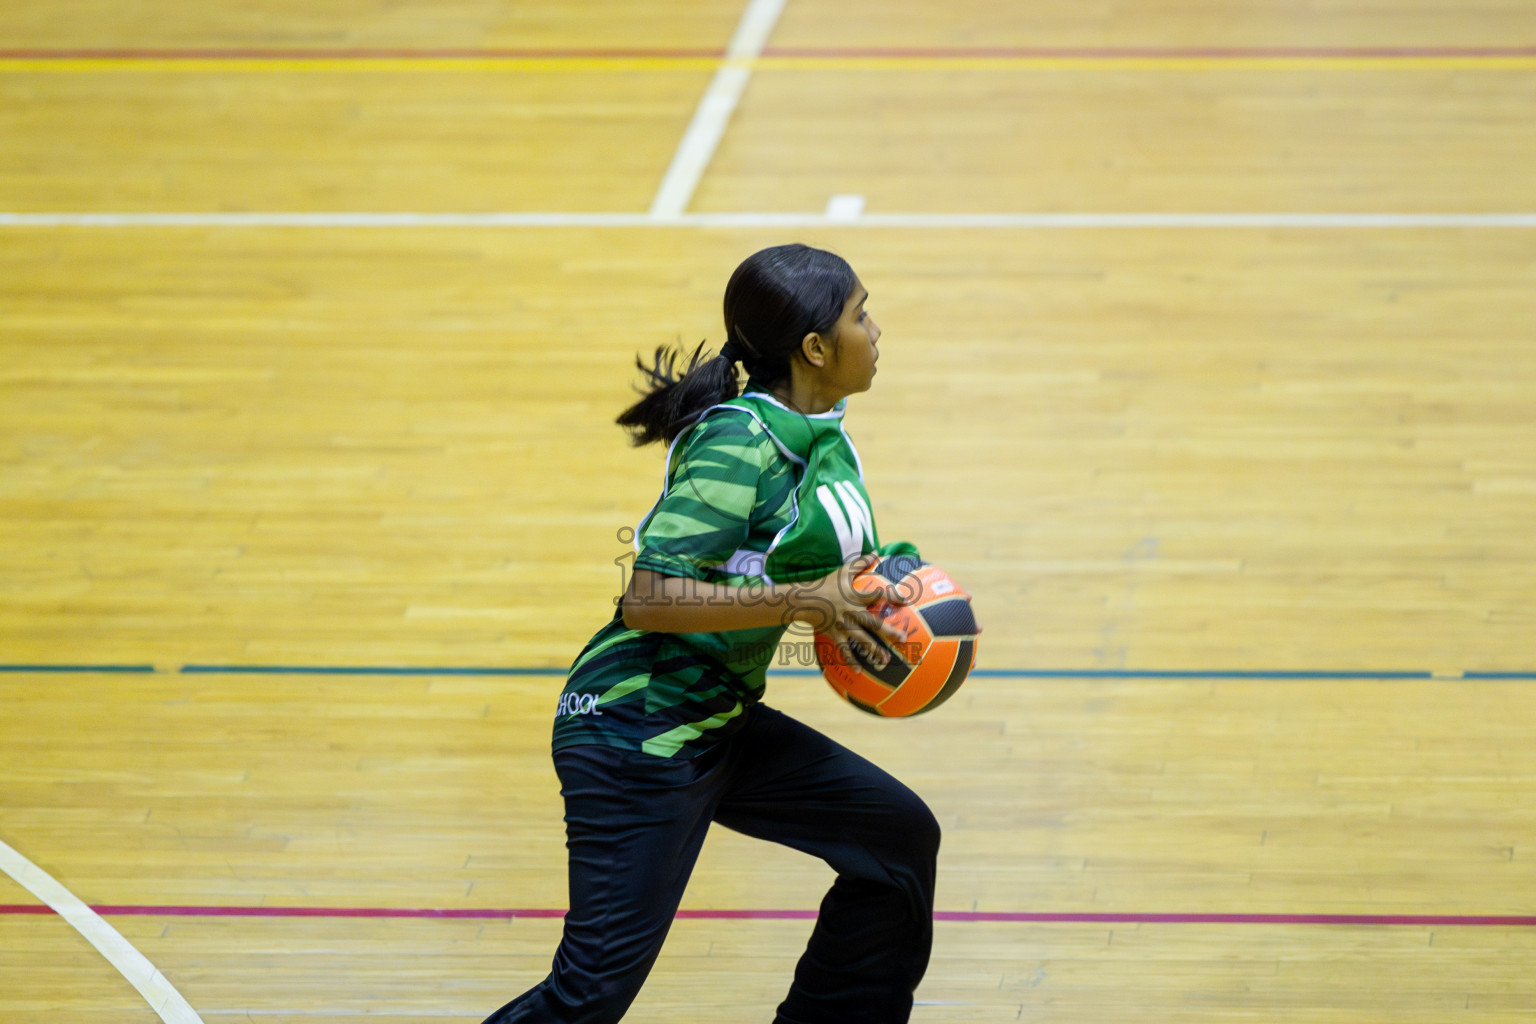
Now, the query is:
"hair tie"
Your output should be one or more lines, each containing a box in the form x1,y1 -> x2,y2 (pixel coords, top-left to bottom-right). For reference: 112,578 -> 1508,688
720,326 -> 760,364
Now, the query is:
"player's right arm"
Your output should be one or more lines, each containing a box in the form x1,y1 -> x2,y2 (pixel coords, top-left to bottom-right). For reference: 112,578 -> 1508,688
621,561 -> 905,665
622,413 -> 903,663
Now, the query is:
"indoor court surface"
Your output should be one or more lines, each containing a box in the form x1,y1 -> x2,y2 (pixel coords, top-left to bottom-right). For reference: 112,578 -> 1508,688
4,1 -> 1536,1021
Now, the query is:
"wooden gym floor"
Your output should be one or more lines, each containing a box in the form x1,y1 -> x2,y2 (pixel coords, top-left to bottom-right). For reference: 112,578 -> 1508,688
2,2 -> 1535,1021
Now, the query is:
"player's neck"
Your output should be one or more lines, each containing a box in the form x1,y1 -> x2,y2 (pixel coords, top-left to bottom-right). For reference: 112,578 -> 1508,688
772,368 -> 844,416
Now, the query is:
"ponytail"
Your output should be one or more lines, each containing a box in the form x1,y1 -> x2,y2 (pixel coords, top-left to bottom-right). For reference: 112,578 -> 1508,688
614,342 -> 741,446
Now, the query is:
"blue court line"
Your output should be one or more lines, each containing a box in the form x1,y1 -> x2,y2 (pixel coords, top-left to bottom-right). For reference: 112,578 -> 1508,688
774,667 -> 1438,680
970,668 -> 1437,680
180,664 -> 566,676
0,664 -> 156,674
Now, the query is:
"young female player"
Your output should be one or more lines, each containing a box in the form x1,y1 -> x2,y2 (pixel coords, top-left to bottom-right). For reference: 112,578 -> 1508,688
482,244 -> 940,1024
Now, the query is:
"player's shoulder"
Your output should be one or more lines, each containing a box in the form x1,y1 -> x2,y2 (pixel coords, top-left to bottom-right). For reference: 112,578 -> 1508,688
679,399 -> 820,481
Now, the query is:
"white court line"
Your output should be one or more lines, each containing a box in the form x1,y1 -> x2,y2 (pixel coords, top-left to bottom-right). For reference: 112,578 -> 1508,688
3,211 -> 1536,228
0,835 -> 205,1024
647,0 -> 786,218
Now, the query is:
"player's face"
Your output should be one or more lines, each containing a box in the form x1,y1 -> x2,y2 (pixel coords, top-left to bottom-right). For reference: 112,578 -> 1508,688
826,279 -> 881,395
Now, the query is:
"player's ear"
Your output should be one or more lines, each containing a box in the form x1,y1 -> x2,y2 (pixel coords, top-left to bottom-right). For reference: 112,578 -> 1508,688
800,331 -> 830,369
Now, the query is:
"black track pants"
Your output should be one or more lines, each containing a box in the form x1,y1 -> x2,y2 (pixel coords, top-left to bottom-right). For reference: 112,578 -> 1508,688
481,703 -> 940,1024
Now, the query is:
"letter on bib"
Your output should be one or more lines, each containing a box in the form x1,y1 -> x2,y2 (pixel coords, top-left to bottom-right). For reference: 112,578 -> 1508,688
816,482 -> 876,561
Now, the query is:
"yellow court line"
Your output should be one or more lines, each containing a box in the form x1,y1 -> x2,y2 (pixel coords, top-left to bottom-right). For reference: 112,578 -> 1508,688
4,55 -> 1536,73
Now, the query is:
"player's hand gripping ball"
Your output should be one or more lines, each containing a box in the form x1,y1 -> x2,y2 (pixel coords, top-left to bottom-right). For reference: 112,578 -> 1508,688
815,554 -> 981,717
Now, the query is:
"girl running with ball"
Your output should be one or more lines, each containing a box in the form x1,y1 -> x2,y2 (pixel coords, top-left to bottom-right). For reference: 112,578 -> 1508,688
482,244 -> 938,1024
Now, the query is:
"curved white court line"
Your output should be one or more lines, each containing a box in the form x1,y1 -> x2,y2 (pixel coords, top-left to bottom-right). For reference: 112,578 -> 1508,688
2,211 -> 1535,229
0,835 -> 205,1024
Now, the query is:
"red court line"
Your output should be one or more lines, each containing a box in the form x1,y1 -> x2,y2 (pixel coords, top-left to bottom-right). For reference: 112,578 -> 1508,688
0,47 -> 726,60
4,45 -> 1536,60
3,904 -> 1534,926
762,45 -> 1536,59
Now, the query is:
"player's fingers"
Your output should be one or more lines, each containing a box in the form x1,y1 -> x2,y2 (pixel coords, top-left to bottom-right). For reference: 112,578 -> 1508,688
827,621 -> 881,668
848,587 -> 884,609
863,609 -> 907,646
843,612 -> 905,665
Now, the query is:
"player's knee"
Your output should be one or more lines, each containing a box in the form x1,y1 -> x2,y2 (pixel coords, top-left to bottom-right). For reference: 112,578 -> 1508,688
881,789 -> 940,869
908,801 -> 942,864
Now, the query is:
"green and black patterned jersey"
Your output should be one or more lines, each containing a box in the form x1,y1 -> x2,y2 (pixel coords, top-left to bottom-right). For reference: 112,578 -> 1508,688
552,385 -> 916,759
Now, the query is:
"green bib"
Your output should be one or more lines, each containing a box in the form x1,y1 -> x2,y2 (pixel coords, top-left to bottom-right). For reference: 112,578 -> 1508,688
704,388 -> 881,582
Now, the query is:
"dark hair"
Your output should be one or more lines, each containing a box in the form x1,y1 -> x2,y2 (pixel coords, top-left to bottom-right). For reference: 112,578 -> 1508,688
615,244 -> 857,445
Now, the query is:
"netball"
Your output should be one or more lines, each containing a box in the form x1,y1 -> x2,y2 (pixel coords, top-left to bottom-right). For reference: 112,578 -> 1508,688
816,554 -> 981,717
